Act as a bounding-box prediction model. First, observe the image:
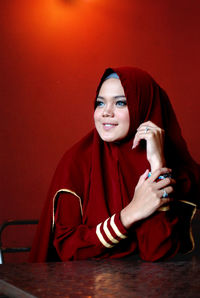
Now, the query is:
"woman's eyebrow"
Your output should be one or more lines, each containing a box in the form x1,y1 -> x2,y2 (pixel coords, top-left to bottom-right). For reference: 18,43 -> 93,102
97,95 -> 126,100
114,95 -> 126,99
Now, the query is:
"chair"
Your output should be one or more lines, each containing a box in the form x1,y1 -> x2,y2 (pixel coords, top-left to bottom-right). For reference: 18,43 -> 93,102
0,219 -> 38,264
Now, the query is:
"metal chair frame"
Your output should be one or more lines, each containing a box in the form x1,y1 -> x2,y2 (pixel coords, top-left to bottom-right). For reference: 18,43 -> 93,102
0,219 -> 38,264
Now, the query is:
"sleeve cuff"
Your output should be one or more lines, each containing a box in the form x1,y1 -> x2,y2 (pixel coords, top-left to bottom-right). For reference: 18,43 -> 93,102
96,213 -> 128,248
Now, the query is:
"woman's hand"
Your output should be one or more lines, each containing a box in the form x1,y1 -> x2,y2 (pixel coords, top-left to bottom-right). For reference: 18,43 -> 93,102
120,168 -> 175,229
132,121 -> 165,172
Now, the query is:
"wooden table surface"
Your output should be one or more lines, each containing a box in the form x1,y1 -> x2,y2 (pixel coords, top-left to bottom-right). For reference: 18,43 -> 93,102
1,253 -> 200,297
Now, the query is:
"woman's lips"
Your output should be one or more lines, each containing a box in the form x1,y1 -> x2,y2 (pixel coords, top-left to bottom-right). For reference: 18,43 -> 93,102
103,123 -> 118,131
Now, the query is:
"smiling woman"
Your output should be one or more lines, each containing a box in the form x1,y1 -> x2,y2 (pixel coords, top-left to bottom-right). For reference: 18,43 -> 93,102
29,67 -> 200,263
94,77 -> 130,142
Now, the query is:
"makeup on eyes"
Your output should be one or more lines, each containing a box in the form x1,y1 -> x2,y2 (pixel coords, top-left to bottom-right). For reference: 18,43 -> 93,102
95,96 -> 127,108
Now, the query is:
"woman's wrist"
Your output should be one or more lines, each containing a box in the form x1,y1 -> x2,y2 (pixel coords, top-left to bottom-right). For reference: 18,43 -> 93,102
120,208 -> 133,229
120,205 -> 140,229
149,156 -> 166,172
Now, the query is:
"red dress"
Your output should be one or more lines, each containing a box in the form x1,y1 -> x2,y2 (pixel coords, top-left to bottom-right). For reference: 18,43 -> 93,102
29,67 -> 199,262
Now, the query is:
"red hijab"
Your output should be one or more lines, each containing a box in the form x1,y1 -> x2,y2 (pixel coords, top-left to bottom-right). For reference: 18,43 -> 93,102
29,67 -> 200,262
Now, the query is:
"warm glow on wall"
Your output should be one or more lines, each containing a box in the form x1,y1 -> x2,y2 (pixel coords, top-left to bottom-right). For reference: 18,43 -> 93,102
7,0 -> 102,49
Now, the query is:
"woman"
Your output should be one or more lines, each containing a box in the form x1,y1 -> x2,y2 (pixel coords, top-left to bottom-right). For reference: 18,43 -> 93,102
29,67 -> 199,262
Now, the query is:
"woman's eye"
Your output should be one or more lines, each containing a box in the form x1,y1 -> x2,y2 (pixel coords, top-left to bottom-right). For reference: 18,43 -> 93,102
95,101 -> 105,108
116,100 -> 127,107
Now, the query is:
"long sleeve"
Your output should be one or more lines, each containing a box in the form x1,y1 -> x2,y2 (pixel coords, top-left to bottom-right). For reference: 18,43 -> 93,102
135,210 -> 180,261
53,193 -> 128,261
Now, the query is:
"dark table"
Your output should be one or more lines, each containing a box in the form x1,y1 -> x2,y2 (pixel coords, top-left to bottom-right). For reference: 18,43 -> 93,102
1,254 -> 200,297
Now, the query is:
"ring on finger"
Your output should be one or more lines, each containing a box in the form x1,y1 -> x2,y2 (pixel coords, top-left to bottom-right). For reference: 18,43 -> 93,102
145,126 -> 149,134
162,189 -> 168,198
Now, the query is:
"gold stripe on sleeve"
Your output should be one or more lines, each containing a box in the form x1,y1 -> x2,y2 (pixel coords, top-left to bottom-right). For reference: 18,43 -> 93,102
103,218 -> 119,244
179,200 -> 197,207
179,200 -> 197,253
110,214 -> 127,239
96,223 -> 114,248
52,188 -> 83,229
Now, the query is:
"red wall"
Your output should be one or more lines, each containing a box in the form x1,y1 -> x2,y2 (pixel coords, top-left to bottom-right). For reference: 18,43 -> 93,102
1,0 -> 200,262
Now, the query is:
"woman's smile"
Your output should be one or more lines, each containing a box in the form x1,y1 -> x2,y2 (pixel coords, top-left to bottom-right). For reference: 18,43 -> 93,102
103,122 -> 118,130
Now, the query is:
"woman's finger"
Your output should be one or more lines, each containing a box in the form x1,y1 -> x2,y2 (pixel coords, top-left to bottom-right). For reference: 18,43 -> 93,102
158,185 -> 174,198
132,127 -> 164,149
135,169 -> 149,189
137,127 -> 164,136
147,168 -> 172,183
137,121 -> 159,131
156,177 -> 176,189
132,130 -> 153,148
159,197 -> 172,207
132,131 -> 143,148
133,122 -> 154,148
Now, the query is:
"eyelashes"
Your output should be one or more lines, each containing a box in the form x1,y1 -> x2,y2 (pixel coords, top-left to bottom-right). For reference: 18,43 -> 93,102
95,100 -> 127,108
116,100 -> 127,107
95,101 -> 104,108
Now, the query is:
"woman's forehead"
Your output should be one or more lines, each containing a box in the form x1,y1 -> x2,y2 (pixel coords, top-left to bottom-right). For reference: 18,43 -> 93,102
98,78 -> 125,97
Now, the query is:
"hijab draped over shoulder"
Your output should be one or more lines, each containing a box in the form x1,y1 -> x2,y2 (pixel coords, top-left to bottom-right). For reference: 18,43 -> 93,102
29,67 -> 200,262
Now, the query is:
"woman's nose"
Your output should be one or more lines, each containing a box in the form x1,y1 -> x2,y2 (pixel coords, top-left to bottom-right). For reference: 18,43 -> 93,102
103,104 -> 114,117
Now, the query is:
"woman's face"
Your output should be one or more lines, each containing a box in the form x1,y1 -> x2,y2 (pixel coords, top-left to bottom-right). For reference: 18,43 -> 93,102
94,78 -> 130,142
